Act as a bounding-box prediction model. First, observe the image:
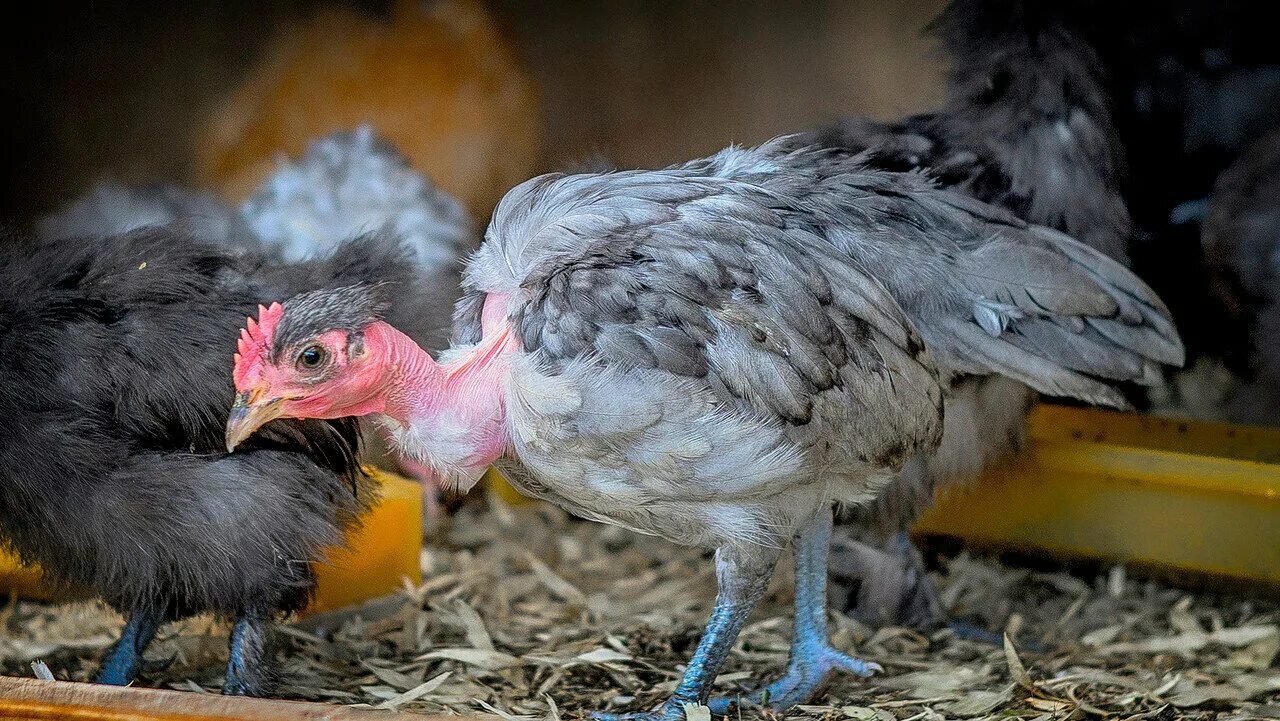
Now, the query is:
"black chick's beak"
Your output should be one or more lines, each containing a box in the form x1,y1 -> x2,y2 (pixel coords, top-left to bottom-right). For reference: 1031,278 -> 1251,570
225,389 -> 285,452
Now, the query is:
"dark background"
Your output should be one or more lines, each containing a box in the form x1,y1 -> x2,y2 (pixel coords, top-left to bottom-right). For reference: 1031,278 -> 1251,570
0,0 -> 948,225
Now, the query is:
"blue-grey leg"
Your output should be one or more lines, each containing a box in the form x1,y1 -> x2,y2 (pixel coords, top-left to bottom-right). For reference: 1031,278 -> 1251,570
223,612 -> 275,696
96,609 -> 162,686
593,544 -> 779,721
710,507 -> 880,713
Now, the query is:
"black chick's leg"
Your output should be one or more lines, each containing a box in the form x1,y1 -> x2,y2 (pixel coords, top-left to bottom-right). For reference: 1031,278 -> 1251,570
96,609 -> 163,686
593,543 -> 780,721
223,612 -> 276,696
710,506 -> 880,713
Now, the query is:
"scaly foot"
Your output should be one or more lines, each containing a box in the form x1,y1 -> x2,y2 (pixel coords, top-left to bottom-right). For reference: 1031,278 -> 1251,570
222,614 -> 275,696
707,643 -> 881,713
96,611 -> 162,686
592,699 -> 690,721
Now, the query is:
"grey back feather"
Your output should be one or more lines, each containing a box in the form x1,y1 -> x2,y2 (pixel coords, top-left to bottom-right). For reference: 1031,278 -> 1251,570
242,125 -> 475,271
465,157 -> 946,477
464,140 -> 1182,418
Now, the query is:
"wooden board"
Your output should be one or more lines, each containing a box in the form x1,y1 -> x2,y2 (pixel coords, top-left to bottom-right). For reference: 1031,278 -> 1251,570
0,676 -> 446,720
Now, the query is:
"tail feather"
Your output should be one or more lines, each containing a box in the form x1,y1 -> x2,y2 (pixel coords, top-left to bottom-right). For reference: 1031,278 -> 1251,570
1007,318 -> 1148,383
939,317 -> 1130,409
1034,226 -> 1186,367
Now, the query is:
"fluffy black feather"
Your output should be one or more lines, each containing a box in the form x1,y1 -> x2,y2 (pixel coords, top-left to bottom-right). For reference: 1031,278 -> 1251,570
800,0 -> 1128,261
0,227 -> 417,693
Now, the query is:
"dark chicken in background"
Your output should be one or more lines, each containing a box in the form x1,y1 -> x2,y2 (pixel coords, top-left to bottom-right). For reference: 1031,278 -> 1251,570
0,229 -> 427,695
795,0 -> 1133,630
1095,1 -> 1280,418
1199,127 -> 1280,425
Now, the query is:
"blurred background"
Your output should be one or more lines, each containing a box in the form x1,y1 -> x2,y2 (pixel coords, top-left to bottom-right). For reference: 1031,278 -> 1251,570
4,0 -> 1280,423
0,0 -> 949,225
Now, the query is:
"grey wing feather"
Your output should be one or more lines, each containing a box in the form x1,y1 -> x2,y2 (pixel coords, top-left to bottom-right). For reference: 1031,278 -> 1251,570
1032,226 -> 1184,366
242,125 -> 476,272
483,176 -> 943,466
963,236 -> 1117,318
701,141 -> 1182,409
929,215 -> 1184,406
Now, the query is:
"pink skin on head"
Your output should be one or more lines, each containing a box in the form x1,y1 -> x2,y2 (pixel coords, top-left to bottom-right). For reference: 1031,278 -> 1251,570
232,302 -> 284,391
235,319 -> 390,421
230,294 -> 517,482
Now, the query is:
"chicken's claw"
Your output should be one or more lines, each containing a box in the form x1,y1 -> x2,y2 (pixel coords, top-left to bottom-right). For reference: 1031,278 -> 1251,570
707,645 -> 881,713
591,701 -> 688,721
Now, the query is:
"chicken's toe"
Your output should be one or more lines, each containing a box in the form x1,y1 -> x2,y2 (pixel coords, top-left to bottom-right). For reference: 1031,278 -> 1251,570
707,644 -> 881,713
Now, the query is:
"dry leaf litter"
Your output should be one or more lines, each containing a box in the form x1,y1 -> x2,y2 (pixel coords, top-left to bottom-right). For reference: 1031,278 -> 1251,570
2,492 -> 1278,720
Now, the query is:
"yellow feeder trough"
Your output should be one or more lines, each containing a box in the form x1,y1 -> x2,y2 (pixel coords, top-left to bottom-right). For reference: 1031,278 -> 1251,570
916,404 -> 1280,587
0,467 -> 422,616
483,466 -> 535,506
308,467 -> 423,615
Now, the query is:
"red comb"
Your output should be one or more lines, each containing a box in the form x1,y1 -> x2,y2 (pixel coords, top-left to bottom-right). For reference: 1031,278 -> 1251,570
232,302 -> 285,388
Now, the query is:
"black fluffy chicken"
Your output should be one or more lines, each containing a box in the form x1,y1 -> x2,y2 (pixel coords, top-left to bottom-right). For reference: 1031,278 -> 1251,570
38,127 -> 476,517
1199,126 -> 1280,424
1095,0 -> 1280,418
0,228 -> 420,695
795,0 -> 1136,628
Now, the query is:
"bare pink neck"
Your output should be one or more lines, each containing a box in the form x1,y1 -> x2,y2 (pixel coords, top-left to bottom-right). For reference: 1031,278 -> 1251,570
370,297 -> 517,477
370,323 -> 444,424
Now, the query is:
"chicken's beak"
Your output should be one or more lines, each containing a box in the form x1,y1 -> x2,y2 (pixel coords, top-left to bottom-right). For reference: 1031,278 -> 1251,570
225,389 -> 285,452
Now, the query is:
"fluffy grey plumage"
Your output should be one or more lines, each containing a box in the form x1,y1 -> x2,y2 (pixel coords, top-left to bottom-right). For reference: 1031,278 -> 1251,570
449,140 -> 1179,545
242,125 -> 473,266
1200,126 -> 1280,424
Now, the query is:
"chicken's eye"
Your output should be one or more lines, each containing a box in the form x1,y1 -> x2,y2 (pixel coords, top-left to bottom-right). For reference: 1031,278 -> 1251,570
297,345 -> 327,371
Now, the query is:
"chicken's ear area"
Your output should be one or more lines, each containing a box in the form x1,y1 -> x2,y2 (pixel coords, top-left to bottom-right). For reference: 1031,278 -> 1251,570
225,390 -> 285,452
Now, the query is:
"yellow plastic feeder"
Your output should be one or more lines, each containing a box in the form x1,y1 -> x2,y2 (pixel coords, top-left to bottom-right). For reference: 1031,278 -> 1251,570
916,404 -> 1280,587
308,467 -> 423,614
483,466 -> 535,506
0,467 -> 423,616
